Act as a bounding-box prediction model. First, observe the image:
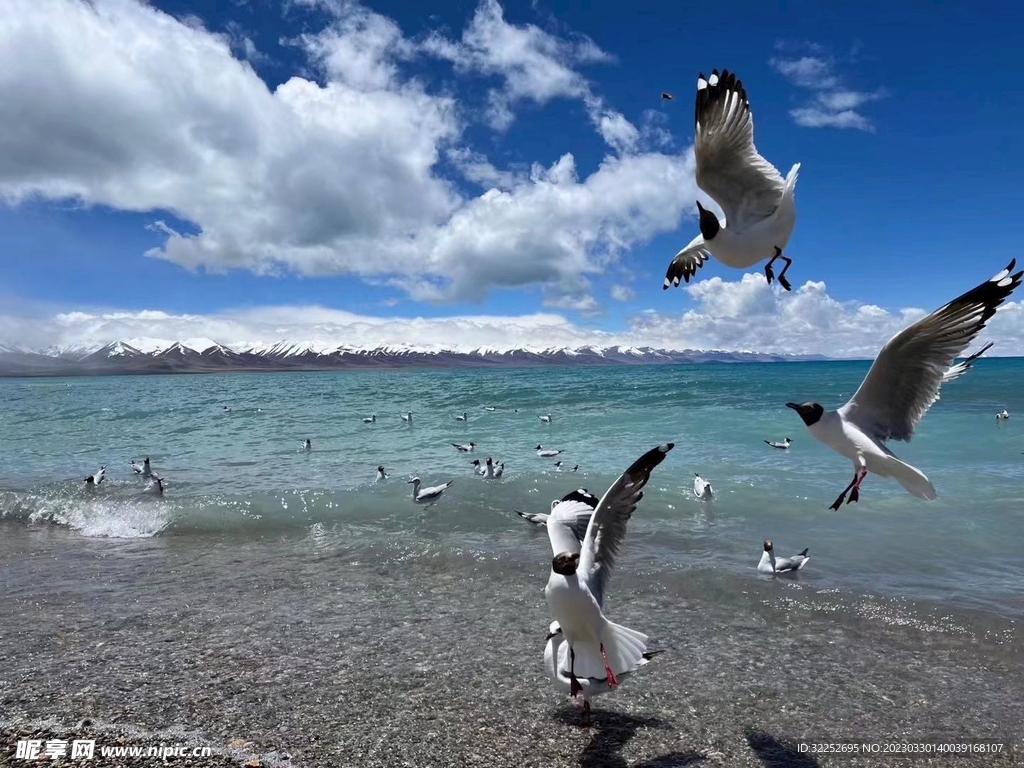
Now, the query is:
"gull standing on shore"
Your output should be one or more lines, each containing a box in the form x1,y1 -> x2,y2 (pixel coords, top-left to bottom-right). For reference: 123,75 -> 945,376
787,260 -> 1022,510
664,69 -> 800,291
544,444 -> 674,703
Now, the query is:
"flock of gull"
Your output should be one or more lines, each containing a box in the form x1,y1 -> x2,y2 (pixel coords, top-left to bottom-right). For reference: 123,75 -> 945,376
78,67 -> 1021,725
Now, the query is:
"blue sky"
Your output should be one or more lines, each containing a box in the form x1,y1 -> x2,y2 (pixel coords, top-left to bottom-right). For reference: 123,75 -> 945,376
1,0 -> 1022,355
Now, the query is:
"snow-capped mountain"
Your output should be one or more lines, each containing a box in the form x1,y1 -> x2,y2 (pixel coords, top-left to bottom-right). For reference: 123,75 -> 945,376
0,338 -> 826,376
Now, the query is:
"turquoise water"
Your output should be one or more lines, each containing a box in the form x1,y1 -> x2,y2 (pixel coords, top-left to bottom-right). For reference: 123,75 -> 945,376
1,361 -> 1023,620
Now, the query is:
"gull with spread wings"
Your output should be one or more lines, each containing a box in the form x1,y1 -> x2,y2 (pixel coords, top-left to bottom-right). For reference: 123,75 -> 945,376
544,443 -> 674,699
664,69 -> 800,291
787,260 -> 1022,510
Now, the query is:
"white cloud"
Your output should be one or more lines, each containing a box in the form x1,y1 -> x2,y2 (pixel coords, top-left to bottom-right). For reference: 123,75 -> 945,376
0,0 -> 689,305
610,285 -> 635,302
770,43 -> 886,131
5,275 -> 1022,356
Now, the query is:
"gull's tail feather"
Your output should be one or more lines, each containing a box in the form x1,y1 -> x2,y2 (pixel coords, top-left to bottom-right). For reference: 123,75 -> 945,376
886,458 -> 937,501
569,619 -> 649,680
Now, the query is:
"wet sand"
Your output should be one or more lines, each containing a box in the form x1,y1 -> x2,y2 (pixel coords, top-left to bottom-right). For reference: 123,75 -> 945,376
1,527 -> 1021,767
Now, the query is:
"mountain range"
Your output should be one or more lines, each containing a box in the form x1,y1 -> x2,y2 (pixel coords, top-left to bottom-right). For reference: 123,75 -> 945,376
0,338 -> 828,377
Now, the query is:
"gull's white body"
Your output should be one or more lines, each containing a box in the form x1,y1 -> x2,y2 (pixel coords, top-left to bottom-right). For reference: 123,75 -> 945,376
85,465 -> 106,487
130,458 -> 152,477
455,412 -> 467,421
144,476 -> 165,496
376,466 -> 389,481
493,461 -> 505,478
470,459 -> 487,476
540,414 -> 552,423
536,445 -> 562,457
363,414 -> 376,423
996,409 -> 1009,421
401,412 -> 413,422
764,438 -> 791,450
452,442 -> 475,453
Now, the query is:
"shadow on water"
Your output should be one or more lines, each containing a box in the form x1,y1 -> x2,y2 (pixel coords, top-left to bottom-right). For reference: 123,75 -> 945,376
552,710 -> 704,768
745,731 -> 821,768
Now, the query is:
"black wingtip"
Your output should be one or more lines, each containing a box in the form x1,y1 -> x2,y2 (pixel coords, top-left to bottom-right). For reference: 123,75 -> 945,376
559,488 -> 599,508
798,548 -> 809,557
642,650 -> 666,661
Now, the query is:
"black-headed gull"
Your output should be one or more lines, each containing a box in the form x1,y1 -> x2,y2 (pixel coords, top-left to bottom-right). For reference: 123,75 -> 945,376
469,459 -> 487,475
455,412 -> 468,421
302,439 -> 312,452
540,414 -> 552,423
407,476 -> 453,504
758,539 -> 809,574
452,442 -> 475,453
484,406 -> 496,412
764,438 -> 792,450
545,621 -> 663,722
996,409 -> 1009,421
544,443 -> 674,702
536,445 -> 562,457
788,260 -> 1022,510
144,476 -> 165,497
130,457 -> 153,477
693,473 -> 714,501
494,461 -> 505,478
376,465 -> 390,481
665,69 -> 800,291
84,465 -> 106,487
554,461 -> 563,470
362,414 -> 376,424
401,412 -> 413,422
572,464 -> 579,472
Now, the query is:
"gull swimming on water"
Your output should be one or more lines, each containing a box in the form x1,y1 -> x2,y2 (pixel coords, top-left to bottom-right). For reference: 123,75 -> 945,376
493,460 -> 505,478
757,539 -> 809,574
362,414 -> 376,424
536,445 -> 562,458
84,465 -> 106,487
408,477 -> 454,505
455,412 -> 468,421
545,621 -> 663,722
376,465 -> 390,481
144,476 -> 165,497
544,443 -> 674,703
693,473 -> 714,501
302,439 -> 311,452
787,260 -> 1023,510
996,409 -> 1009,421
469,459 -> 487,475
452,442 -> 475,453
401,412 -> 413,423
664,69 -> 800,291
130,457 -> 153,477
764,438 -> 792,450
540,414 -> 552,423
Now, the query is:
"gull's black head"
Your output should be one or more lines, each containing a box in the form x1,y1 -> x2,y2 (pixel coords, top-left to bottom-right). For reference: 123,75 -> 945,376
786,402 -> 824,426
471,459 -> 480,465
486,456 -> 493,464
551,551 -> 581,576
696,201 -> 721,241
763,539 -> 773,552
144,456 -> 150,463
377,465 -> 385,472
536,444 -> 543,450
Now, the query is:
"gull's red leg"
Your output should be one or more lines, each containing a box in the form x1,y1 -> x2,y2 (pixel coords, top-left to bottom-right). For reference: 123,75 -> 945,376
599,643 -> 619,687
847,468 -> 868,505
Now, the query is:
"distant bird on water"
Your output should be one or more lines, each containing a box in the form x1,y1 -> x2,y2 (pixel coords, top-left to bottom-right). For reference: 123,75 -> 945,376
408,477 -> 454,505
362,414 -> 376,424
84,466 -> 106,487
536,445 -> 562,457
452,442 -> 475,453
764,438 -> 792,450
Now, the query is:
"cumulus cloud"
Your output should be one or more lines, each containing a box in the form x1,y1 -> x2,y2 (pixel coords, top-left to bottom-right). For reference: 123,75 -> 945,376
4,275 -> 1022,357
0,0 -> 688,305
770,42 -> 886,131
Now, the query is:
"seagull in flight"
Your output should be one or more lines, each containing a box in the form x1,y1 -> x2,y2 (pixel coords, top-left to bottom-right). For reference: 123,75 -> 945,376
757,539 -> 809,574
407,477 -> 454,505
787,260 -> 1022,510
665,69 -> 800,291
544,443 -> 674,705
516,491 -> 597,532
